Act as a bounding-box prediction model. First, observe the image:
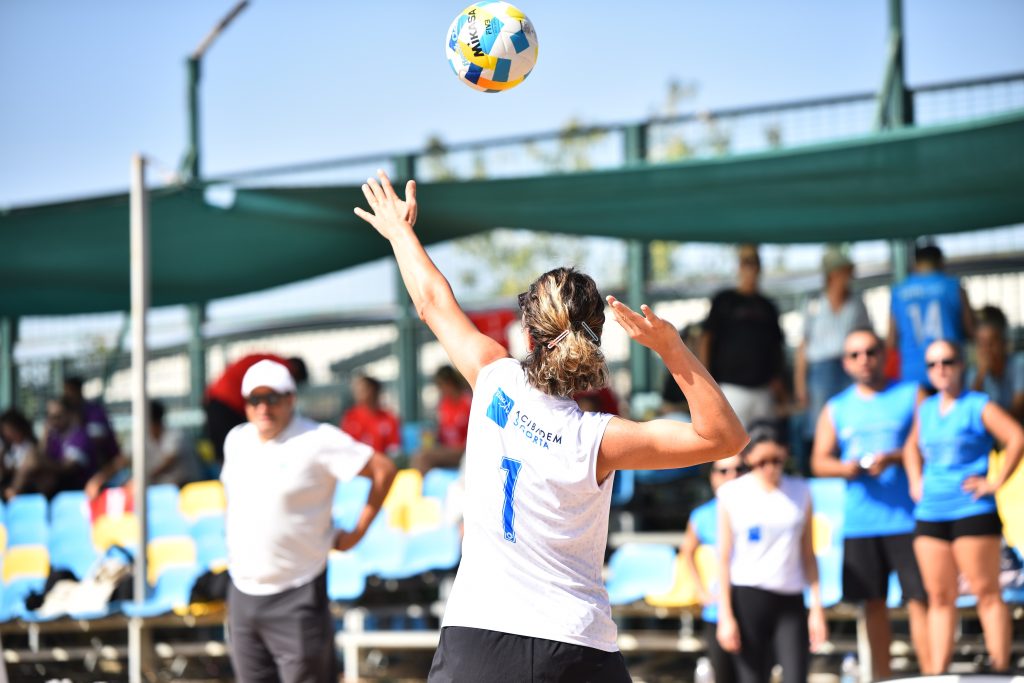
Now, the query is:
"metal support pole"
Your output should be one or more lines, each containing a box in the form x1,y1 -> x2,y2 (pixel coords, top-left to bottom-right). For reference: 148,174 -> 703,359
393,155 -> 421,423
0,317 -> 17,411
624,124 -> 653,395
129,153 -> 152,683
188,303 -> 207,411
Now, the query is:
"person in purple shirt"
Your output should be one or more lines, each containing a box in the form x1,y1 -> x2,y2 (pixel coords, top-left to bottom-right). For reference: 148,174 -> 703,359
63,377 -> 123,498
43,397 -> 100,494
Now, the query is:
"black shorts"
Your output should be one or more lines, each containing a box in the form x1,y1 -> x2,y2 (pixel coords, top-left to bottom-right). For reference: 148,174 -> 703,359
428,626 -> 631,683
915,512 -> 1003,542
843,533 -> 927,603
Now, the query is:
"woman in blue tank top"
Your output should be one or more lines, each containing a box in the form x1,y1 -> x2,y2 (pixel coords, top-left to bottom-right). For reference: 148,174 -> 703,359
905,339 -> 1023,674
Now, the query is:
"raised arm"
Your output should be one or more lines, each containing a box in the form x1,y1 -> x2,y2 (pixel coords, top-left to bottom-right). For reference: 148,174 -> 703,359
354,171 -> 508,388
598,297 -> 747,481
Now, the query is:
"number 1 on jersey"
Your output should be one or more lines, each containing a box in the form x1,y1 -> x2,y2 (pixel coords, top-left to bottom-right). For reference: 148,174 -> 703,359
500,457 -> 522,543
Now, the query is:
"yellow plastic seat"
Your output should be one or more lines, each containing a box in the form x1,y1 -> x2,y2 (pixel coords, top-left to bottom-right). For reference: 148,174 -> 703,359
645,544 -> 716,608
405,497 -> 443,533
179,480 -> 226,522
3,546 -> 50,584
93,513 -> 140,552
383,469 -> 423,530
992,449 -> 1024,549
147,536 -> 198,585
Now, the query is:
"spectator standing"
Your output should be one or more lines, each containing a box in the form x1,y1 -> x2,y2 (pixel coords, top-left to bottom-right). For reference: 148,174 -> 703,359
889,245 -> 974,385
717,424 -> 827,683
412,365 -> 472,474
222,360 -> 396,682
701,245 -> 786,428
1,408 -> 58,500
42,398 -> 100,495
340,374 -> 402,457
905,339 -> 1023,674
795,248 -> 871,449
680,455 -> 744,683
811,328 -> 929,679
966,305 -> 1024,423
204,354 -> 308,463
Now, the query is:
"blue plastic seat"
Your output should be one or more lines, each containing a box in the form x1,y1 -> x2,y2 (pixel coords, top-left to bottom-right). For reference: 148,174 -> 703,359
422,468 -> 460,501
50,491 -> 91,536
611,470 -> 635,507
7,494 -> 47,526
327,552 -> 366,602
7,494 -> 48,547
353,517 -> 407,577
48,527 -> 99,580
381,525 -> 461,580
605,543 -> 676,605
122,566 -> 202,618
191,516 -> 228,570
0,577 -> 46,622
333,477 -> 372,532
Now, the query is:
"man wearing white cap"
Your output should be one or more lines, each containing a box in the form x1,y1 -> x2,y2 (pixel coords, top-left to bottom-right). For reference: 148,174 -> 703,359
222,359 -> 396,682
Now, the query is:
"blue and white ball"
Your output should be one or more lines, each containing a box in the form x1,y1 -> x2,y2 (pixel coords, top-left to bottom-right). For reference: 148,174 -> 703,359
445,2 -> 538,93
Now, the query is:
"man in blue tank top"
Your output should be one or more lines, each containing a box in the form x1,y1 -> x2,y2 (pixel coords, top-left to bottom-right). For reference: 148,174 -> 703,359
811,329 -> 928,679
888,245 -> 974,385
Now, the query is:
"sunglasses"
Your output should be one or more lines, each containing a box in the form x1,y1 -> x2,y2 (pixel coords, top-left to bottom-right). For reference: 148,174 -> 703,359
246,393 -> 286,407
712,465 -> 745,476
846,346 -> 880,360
750,456 -> 785,469
926,357 -> 958,369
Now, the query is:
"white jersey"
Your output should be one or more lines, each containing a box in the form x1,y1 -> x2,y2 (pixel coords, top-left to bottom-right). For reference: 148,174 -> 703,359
717,473 -> 811,595
222,415 -> 373,596
441,358 -> 618,652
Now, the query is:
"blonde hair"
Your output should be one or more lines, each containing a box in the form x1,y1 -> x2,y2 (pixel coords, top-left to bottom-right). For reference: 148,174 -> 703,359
520,267 -> 608,397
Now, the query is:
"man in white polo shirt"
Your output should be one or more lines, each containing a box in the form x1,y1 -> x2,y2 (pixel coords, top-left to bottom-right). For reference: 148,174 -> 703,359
222,360 -> 396,683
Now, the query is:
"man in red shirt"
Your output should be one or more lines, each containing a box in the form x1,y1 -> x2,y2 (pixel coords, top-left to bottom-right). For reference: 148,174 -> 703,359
412,365 -> 472,474
205,354 -> 308,463
340,375 -> 401,457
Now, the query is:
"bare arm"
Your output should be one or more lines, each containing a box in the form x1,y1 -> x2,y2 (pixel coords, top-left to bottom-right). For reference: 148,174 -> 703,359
680,522 -> 709,602
354,171 -> 508,389
699,330 -> 713,370
886,313 -> 898,351
903,413 -> 924,502
802,498 -> 828,651
598,298 -> 747,482
961,402 -> 1024,501
334,451 -> 397,551
794,341 -> 808,409
810,406 -> 860,480
716,503 -> 740,653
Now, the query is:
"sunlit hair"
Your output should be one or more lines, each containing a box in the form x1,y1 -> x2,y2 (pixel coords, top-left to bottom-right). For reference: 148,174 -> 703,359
927,338 -> 963,362
520,267 -> 608,398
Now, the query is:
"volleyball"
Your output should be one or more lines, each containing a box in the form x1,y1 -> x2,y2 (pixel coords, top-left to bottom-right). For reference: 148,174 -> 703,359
445,2 -> 538,93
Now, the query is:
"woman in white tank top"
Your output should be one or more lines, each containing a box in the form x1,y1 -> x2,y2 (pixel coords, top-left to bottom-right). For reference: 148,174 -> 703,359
355,171 -> 748,683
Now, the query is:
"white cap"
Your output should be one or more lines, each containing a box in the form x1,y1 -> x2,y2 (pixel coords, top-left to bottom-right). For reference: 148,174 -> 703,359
241,360 -> 297,398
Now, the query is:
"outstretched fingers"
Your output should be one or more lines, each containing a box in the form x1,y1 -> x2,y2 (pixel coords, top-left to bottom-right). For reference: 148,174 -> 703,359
607,295 -> 656,337
376,169 -> 398,200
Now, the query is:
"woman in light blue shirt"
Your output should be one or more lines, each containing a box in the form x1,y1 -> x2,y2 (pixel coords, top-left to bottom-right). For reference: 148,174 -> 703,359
905,339 -> 1023,674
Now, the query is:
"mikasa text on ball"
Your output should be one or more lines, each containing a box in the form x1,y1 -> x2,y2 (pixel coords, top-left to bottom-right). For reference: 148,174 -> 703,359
445,2 -> 538,93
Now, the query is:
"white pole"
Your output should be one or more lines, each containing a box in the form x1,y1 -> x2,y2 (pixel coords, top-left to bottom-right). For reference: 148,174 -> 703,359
128,152 -> 152,683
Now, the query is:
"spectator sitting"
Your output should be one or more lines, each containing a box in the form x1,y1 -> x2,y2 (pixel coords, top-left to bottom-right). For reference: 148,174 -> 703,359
967,305 -> 1024,423
794,247 -> 871,453
43,397 -> 100,496
888,244 -> 974,386
341,374 -> 401,458
99,399 -> 203,490
63,376 -> 122,498
204,354 -> 308,464
413,365 -> 472,474
700,244 -> 787,429
1,408 -> 59,500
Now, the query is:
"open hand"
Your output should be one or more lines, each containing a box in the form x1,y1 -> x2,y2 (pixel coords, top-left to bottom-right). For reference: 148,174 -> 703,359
606,296 -> 679,356
333,528 -> 365,552
717,614 -> 741,654
353,169 -> 418,240
808,606 -> 828,652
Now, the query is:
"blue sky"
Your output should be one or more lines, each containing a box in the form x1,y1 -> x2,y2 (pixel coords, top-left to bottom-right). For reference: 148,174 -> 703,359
2,1 -> 1023,326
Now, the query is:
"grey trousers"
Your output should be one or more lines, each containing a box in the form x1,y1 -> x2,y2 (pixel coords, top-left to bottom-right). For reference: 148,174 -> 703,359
228,570 -> 336,683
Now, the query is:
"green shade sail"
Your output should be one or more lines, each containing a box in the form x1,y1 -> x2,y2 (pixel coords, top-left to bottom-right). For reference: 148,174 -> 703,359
4,110 -> 1023,316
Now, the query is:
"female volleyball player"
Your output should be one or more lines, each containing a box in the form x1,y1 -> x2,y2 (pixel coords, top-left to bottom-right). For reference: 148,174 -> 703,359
355,170 -> 747,682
